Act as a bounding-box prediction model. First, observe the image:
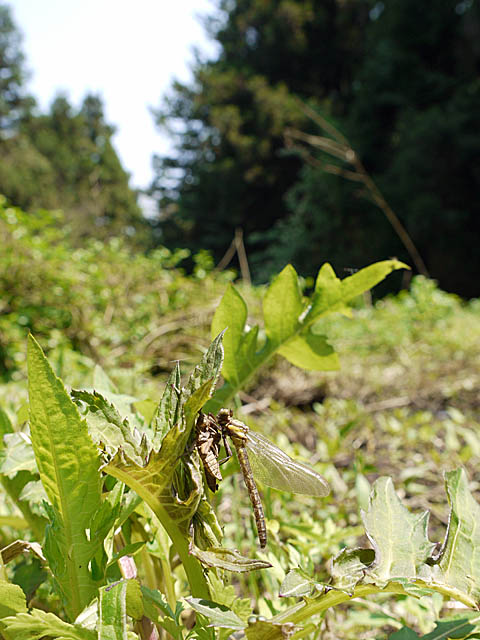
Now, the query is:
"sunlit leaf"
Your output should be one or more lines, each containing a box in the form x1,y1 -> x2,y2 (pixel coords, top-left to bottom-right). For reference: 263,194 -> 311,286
211,284 -> 247,385
186,599 -> 245,630
263,265 -> 303,345
362,477 -> 435,585
1,608 -> 96,639
278,332 -> 339,371
433,469 -> 480,604
190,543 -> 272,573
27,335 -> 102,618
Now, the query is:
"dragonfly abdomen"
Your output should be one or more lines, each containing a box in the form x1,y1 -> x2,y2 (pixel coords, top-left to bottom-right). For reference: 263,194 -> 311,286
234,441 -> 267,548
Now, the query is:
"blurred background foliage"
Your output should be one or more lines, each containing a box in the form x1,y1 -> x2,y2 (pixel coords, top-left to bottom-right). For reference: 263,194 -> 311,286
150,0 -> 480,296
1,0 -> 479,294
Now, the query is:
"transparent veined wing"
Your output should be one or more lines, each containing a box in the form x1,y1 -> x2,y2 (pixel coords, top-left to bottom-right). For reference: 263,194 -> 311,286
244,431 -> 330,497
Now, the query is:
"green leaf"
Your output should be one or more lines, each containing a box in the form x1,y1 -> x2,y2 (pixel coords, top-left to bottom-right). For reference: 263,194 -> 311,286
211,284 -> 247,385
186,599 -> 245,630
153,361 -> 182,448
388,628 -> 420,639
280,568 -> 318,598
98,581 -> 128,639
362,477 -> 435,585
330,548 -> 376,594
93,364 -> 117,393
189,543 -> 272,573
422,617 -> 476,640
263,265 -> 304,345
186,330 -> 225,398
27,335 -> 102,619
308,260 -> 408,320
0,582 -> 28,618
1,608 -> 96,640
435,469 -> 480,604
0,406 -> 13,440
71,388 -> 145,465
0,433 -> 37,477
277,332 -> 339,371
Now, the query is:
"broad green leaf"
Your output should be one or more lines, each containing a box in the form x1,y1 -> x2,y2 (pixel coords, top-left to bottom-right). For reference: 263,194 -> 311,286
277,333 -> 339,371
27,335 -> 102,618
308,260 -> 408,321
186,599 -> 245,630
263,265 -> 304,345
434,469 -> 480,604
211,284 -> 247,384
422,617 -> 477,640
189,543 -> 272,572
361,477 -> 435,585
133,399 -> 157,426
1,608 -> 96,640
0,582 -> 27,618
98,580 -> 130,639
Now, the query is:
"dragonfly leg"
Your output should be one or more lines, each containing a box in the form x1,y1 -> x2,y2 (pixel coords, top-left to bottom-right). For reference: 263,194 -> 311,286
219,432 -> 233,465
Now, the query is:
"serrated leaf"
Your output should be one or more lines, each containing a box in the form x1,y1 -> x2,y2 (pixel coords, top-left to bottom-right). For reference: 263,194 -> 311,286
434,469 -> 480,603
1,608 -> 96,640
280,568 -> 318,598
330,548 -> 376,593
189,543 -> 272,573
71,389 -> 144,465
186,599 -> 245,630
153,362 -> 182,448
263,265 -> 304,345
362,477 -> 435,586
27,335 -> 102,618
211,284 -> 247,385
277,332 -> 339,371
186,331 -> 224,398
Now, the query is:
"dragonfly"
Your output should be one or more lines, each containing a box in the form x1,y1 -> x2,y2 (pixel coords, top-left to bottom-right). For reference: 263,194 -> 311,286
195,408 -> 330,548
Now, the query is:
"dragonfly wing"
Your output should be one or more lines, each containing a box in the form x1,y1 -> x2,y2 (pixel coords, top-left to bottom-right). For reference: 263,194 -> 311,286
245,431 -> 330,497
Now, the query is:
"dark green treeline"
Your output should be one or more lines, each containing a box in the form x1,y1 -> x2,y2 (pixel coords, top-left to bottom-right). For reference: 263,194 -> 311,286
151,0 -> 480,296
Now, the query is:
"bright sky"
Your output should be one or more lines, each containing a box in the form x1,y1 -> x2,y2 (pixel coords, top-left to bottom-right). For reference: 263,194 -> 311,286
9,0 -> 218,190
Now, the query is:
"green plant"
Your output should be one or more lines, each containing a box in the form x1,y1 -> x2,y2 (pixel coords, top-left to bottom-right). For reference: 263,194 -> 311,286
3,259 -> 480,639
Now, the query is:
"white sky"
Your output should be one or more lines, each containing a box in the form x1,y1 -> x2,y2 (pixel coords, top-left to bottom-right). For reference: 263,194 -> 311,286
9,0 -> 218,190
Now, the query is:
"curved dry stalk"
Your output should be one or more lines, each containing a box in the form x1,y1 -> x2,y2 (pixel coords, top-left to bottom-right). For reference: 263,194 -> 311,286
286,101 -> 429,277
